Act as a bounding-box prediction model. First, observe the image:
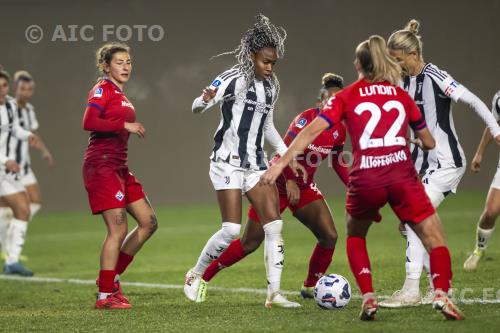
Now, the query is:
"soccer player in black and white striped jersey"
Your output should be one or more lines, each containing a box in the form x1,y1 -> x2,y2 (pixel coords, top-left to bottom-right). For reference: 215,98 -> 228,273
0,67 -> 37,276
464,91 -> 500,271
184,15 -> 302,308
379,19 -> 500,308
0,71 -> 54,237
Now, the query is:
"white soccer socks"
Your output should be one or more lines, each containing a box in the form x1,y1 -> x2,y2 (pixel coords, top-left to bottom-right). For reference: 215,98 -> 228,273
192,222 -> 241,274
0,207 -> 13,254
476,226 -> 495,251
263,220 -> 284,297
30,203 -> 41,219
403,225 -> 426,294
5,219 -> 29,265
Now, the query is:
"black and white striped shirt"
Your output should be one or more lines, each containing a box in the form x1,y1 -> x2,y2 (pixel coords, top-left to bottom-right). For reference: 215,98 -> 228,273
192,68 -> 287,170
14,102 -> 39,176
404,63 -> 467,174
0,97 -> 32,174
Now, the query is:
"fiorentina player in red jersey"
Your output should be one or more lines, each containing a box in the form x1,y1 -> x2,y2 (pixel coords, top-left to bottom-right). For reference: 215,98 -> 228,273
82,43 -> 158,309
198,73 -> 349,300
261,35 -> 464,321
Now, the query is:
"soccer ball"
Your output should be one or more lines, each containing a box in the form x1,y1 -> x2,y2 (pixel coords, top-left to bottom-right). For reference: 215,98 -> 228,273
314,274 -> 351,309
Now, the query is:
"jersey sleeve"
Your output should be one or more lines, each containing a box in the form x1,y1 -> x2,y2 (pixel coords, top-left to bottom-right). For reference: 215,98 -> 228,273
29,106 -> 40,131
192,69 -> 239,113
83,84 -> 124,132
319,95 -> 344,129
492,93 -> 500,121
423,64 -> 467,102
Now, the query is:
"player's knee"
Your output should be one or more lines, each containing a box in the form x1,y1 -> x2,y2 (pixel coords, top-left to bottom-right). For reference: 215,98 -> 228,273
319,230 -> 338,248
221,222 -> 241,241
148,214 -> 158,236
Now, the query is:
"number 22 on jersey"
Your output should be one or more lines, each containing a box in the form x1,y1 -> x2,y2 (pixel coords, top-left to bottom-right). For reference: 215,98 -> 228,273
354,100 -> 406,150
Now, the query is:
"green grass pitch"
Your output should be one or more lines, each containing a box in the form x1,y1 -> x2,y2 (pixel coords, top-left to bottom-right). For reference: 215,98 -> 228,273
1,191 -> 500,332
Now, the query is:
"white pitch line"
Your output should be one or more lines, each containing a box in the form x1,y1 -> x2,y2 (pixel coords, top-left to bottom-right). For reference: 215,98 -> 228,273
1,275 -> 500,304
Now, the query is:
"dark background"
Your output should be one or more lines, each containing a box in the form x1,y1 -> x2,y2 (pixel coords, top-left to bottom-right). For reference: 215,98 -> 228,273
0,0 -> 498,211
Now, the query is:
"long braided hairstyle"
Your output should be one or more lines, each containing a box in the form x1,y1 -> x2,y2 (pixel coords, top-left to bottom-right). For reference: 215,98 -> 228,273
212,14 -> 286,104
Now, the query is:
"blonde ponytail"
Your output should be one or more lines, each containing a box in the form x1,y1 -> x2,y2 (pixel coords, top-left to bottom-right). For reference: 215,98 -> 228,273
388,19 -> 423,60
355,35 -> 401,85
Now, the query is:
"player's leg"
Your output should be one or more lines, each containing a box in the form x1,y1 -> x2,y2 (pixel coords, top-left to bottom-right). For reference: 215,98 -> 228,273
464,186 -> 500,271
0,197 -> 13,258
95,208 -> 131,309
184,161 -> 243,301
293,197 -> 337,298
2,182 -> 33,276
410,214 -> 463,320
246,180 -> 300,308
25,183 -> 42,219
201,207 -> 265,284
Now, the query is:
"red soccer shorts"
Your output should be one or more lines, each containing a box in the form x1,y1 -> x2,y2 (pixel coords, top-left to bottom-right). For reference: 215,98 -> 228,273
83,164 -> 145,215
248,183 -> 324,222
346,178 -> 435,224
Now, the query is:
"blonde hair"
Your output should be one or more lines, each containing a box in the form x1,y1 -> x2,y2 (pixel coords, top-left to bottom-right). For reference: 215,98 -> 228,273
14,70 -> 33,86
387,19 -> 423,60
355,35 -> 401,85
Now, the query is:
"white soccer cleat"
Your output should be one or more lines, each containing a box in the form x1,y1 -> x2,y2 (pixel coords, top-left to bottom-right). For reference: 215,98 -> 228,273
265,292 -> 301,308
184,268 -> 202,302
421,287 -> 434,305
464,249 -> 483,272
379,289 -> 421,308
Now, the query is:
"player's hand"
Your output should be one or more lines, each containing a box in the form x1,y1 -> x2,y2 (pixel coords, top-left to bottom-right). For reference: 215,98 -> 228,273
202,87 -> 218,103
410,138 -> 424,150
290,159 -> 308,183
42,150 -> 55,167
5,160 -> 20,173
124,122 -> 145,138
471,153 -> 482,173
261,162 -> 285,185
286,180 -> 300,206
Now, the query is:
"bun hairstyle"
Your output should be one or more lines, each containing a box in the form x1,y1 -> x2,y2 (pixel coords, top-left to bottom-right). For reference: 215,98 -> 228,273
355,35 -> 401,85
0,65 -> 11,82
387,19 -> 423,60
322,72 -> 344,89
95,42 -> 130,74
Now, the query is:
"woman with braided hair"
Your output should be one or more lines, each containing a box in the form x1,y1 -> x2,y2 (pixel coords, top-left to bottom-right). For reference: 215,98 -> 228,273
184,14 -> 303,308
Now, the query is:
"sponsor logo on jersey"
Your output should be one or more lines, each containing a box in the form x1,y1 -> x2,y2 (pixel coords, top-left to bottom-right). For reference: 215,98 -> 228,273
296,118 -> 307,129
359,268 -> 371,275
211,79 -> 222,88
121,100 -> 134,109
93,88 -> 103,98
115,190 -> 125,201
307,143 -> 332,154
360,150 -> 408,169
248,86 -> 256,93
444,81 -> 460,97
265,86 -> 273,98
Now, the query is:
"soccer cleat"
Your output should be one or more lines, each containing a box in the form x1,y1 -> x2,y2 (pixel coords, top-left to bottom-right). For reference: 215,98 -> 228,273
421,287 -> 434,305
184,268 -> 202,302
95,295 -> 132,309
300,285 -> 315,299
195,279 -> 208,303
265,292 -> 301,308
379,289 -> 421,308
95,278 -> 129,304
3,262 -> 33,277
432,291 -> 464,320
463,249 -> 483,272
359,296 -> 378,321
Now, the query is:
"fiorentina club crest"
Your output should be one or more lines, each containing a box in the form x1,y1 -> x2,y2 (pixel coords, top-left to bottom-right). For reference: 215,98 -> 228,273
115,190 -> 125,202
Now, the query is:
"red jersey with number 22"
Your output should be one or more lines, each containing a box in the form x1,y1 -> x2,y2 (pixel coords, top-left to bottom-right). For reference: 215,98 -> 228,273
320,79 -> 426,189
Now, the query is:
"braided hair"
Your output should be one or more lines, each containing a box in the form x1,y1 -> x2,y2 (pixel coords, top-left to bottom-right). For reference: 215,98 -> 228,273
213,14 -> 286,103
